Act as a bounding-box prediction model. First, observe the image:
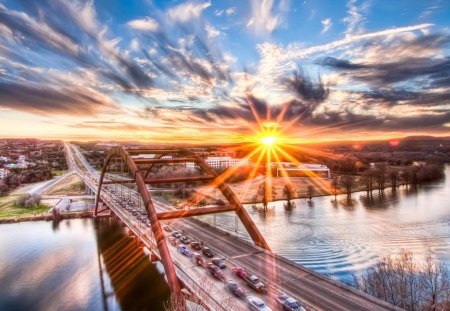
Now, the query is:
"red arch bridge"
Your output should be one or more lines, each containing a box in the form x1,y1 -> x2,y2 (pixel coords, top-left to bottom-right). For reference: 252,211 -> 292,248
68,145 -> 399,311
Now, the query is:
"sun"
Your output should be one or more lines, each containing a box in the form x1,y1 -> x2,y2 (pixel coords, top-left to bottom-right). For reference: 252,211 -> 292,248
261,135 -> 277,146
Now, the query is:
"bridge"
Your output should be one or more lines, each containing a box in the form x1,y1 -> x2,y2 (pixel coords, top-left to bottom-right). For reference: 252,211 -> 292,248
66,143 -> 400,311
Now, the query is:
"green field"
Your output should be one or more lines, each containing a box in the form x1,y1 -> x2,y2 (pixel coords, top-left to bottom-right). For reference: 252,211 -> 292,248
0,192 -> 50,219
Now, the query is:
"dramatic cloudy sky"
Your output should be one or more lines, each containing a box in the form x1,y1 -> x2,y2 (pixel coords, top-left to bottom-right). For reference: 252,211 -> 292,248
0,0 -> 450,143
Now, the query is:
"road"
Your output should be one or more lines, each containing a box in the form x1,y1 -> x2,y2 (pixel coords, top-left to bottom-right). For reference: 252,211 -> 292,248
68,143 -> 400,311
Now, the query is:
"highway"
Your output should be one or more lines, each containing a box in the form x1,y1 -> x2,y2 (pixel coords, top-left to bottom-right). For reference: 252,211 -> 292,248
67,143 -> 400,311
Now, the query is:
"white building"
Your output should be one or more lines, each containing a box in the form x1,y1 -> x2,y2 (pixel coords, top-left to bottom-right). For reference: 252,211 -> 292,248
186,156 -> 249,169
274,162 -> 330,178
0,168 -> 10,180
0,156 -> 10,162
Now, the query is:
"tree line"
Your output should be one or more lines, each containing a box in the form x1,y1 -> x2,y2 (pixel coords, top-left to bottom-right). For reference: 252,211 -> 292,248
354,250 -> 450,311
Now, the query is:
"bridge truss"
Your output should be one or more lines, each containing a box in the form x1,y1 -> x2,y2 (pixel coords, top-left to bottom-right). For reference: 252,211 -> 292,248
94,147 -> 270,295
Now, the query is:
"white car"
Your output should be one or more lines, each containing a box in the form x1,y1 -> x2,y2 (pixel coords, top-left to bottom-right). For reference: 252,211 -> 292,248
276,294 -> 305,311
247,296 -> 272,311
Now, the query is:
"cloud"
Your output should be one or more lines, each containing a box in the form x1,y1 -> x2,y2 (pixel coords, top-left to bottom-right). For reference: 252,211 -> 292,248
342,0 -> 370,35
321,18 -> 332,33
127,17 -> 158,32
320,34 -> 450,87
225,7 -> 236,16
167,1 -> 211,23
205,25 -> 220,39
246,0 -> 288,36
0,80 -> 118,116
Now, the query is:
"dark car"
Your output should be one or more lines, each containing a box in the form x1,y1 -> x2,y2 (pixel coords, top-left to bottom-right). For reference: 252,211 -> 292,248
190,241 -> 202,250
211,258 -> 226,269
202,247 -> 214,258
180,236 -> 192,244
206,263 -> 225,281
172,231 -> 182,238
192,253 -> 206,267
163,225 -> 173,232
226,280 -> 245,298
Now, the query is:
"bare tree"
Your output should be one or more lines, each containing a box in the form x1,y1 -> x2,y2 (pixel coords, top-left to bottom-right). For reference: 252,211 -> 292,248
341,176 -> 354,198
307,185 -> 314,202
331,177 -> 339,201
283,184 -> 296,208
354,250 -> 450,311
390,169 -> 398,190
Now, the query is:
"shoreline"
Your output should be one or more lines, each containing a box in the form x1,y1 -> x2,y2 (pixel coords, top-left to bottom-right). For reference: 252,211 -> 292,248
0,211 -> 93,224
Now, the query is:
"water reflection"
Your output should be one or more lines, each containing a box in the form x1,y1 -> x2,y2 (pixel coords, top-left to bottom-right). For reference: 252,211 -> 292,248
0,219 -> 169,311
95,218 -> 170,311
202,165 -> 450,284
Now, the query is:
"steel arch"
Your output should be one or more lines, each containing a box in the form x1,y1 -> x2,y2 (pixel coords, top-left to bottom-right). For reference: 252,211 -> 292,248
94,147 -> 270,295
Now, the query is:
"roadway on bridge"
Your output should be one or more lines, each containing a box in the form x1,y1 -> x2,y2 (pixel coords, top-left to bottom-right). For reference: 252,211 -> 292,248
68,143 -> 398,311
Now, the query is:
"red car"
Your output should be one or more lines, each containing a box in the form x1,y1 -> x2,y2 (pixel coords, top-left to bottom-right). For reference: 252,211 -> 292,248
191,241 -> 202,250
192,253 -> 206,267
168,237 -> 177,246
232,266 -> 249,279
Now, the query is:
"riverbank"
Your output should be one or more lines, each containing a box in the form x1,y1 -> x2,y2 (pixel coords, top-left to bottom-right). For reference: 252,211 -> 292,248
0,210 -> 93,224
192,175 -> 411,205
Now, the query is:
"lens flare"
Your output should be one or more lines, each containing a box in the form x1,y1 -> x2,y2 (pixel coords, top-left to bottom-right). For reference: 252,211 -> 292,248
261,136 -> 277,146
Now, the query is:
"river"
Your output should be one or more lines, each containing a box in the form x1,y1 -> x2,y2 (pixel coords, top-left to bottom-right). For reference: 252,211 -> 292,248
0,218 -> 170,311
0,166 -> 449,310
199,165 -> 450,283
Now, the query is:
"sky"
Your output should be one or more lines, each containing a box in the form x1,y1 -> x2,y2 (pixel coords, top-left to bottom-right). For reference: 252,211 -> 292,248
0,0 -> 450,144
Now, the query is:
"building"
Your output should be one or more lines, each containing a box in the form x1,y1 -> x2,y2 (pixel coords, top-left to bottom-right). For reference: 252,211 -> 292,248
273,162 -> 331,178
0,168 -> 10,180
0,156 -> 10,162
186,156 -> 249,169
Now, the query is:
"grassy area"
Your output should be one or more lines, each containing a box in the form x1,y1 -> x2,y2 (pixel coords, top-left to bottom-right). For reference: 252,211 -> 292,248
0,193 -> 50,219
52,169 -> 66,177
43,173 -> 85,195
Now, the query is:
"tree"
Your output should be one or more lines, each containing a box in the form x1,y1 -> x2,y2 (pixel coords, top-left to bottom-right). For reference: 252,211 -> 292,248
341,175 -> 354,198
389,169 -> 398,190
307,185 -> 314,202
354,250 -> 450,311
362,170 -> 375,195
331,177 -> 339,200
15,193 -> 41,208
283,184 -> 296,208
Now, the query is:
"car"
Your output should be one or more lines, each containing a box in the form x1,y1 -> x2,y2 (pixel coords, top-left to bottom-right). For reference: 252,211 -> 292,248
211,258 -> 226,269
202,247 -> 214,258
190,241 -> 202,250
141,210 -> 147,215
246,275 -> 267,293
180,236 -> 192,244
192,253 -> 206,267
226,280 -> 245,298
276,294 -> 305,311
232,266 -> 249,279
144,220 -> 151,227
172,231 -> 182,238
177,245 -> 192,257
163,225 -> 173,232
206,263 -> 225,281
247,296 -> 272,311
168,237 -> 177,246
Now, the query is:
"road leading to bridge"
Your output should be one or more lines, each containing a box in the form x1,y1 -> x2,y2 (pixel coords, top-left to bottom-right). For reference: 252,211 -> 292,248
68,143 -> 401,311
